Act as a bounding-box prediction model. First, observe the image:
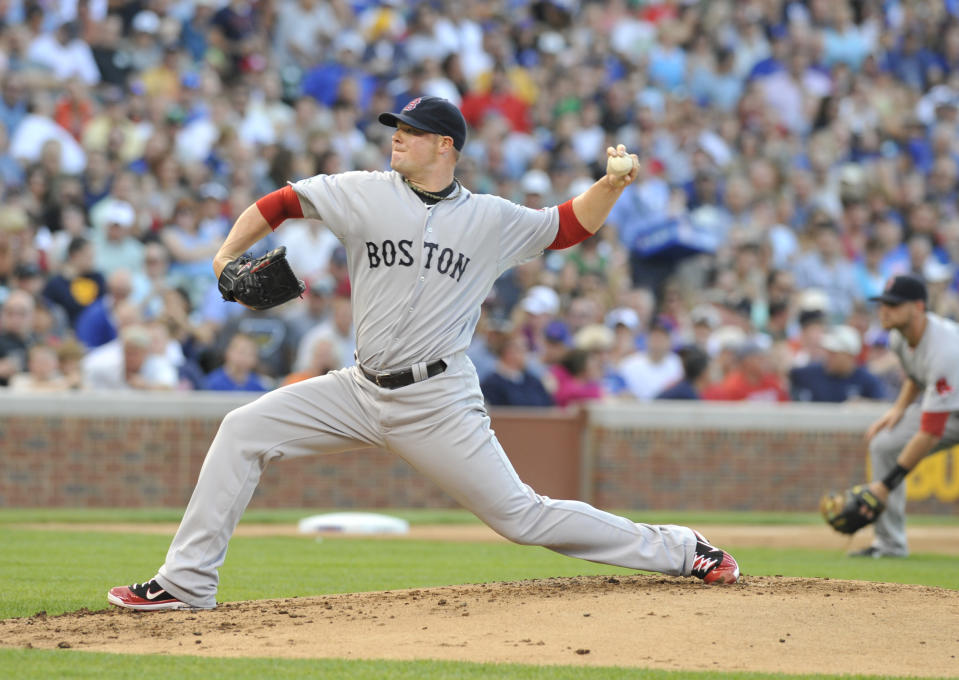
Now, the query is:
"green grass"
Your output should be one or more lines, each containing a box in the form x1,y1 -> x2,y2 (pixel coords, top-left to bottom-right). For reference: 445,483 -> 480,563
0,649 -> 928,680
2,527 -> 956,622
0,506 -> 485,525
1,506 -> 956,527
1,509 -> 956,679
1,649 -> 923,680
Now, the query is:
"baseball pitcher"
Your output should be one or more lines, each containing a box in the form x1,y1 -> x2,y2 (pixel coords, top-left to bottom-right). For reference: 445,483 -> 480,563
821,274 -> 959,556
109,96 -> 738,611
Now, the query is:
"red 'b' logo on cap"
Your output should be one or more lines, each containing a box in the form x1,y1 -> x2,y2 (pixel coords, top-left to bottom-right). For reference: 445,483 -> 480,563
403,97 -> 422,112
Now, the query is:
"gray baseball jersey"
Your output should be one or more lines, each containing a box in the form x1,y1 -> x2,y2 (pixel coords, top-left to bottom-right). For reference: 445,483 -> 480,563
291,170 -> 558,371
149,170 -> 714,609
870,312 -> 959,555
888,312 -> 959,413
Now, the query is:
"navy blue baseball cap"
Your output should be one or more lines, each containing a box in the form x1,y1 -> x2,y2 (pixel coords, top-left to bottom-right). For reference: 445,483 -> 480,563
869,274 -> 928,305
379,96 -> 467,151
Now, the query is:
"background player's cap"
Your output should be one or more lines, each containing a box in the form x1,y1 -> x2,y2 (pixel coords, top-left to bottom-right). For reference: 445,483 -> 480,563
379,96 -> 467,151
869,274 -> 928,305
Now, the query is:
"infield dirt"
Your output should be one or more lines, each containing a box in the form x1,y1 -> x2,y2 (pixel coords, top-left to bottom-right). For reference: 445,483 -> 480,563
3,524 -> 958,677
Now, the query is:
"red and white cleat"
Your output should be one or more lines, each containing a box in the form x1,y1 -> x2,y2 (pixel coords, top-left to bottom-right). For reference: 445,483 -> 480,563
690,531 -> 740,584
107,579 -> 196,611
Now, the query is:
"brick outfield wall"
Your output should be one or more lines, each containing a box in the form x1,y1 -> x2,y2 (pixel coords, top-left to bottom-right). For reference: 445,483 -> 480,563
591,428 -> 872,512
0,394 -> 955,514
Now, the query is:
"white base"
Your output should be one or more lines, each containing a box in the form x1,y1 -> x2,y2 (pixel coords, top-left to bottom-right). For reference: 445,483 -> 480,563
297,512 -> 410,535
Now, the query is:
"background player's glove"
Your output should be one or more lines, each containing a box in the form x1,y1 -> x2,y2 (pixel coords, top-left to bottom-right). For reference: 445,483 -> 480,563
218,246 -> 306,310
820,484 -> 886,535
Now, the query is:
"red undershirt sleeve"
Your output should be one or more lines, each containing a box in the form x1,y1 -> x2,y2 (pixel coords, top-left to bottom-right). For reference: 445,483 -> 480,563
255,185 -> 304,230
547,199 -> 592,250
920,411 -> 949,438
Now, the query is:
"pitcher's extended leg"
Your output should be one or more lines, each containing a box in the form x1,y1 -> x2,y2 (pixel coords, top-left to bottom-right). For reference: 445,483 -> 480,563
157,370 -> 381,607
386,381 -> 698,577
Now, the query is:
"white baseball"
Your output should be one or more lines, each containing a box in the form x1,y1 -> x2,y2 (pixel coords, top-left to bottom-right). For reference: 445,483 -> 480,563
607,154 -> 634,176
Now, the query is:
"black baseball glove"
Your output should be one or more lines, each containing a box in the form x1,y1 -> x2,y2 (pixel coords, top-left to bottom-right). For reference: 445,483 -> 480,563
218,246 -> 305,310
820,484 -> 886,535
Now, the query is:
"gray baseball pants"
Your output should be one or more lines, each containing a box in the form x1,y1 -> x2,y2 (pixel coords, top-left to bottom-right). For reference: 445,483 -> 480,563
868,403 -> 959,556
156,353 -> 699,608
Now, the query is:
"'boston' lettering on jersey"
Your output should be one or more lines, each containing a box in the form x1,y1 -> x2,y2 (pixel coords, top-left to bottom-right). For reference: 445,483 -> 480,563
366,239 -> 471,282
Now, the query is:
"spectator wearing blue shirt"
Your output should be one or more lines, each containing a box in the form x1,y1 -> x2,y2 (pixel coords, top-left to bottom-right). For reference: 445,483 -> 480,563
74,270 -> 136,349
301,32 -> 376,110
789,325 -> 886,403
647,22 -> 686,92
656,345 -> 710,401
41,237 -> 107,329
481,333 -> 553,408
0,73 -> 28,135
854,237 -> 887,302
203,333 -> 268,392
884,29 -> 940,92
791,220 -> 861,321
747,27 -> 789,81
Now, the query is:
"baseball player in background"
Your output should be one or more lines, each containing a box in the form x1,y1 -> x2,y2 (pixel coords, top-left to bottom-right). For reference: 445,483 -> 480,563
851,274 -> 959,557
108,96 -> 739,611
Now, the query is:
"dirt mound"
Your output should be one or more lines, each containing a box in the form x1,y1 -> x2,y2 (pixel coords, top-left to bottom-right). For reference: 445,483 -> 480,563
3,575 -> 957,677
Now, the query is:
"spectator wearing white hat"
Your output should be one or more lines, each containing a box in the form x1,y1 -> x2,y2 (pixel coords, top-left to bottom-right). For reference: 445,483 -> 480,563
606,305 -> 641,366
91,200 -> 144,277
519,169 -> 552,208
514,283 -> 559,338
789,325 -> 887,403
922,260 -> 959,320
128,10 -> 164,73
573,322 -> 628,397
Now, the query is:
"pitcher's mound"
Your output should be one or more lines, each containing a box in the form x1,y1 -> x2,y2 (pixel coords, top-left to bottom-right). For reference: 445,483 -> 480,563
2,575 -> 956,677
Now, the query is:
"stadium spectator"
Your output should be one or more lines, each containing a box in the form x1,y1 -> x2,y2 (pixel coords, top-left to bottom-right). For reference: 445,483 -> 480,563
702,340 -> 789,403
41,236 -> 105,328
281,336 -> 340,387
91,200 -> 143,276
8,343 -> 77,391
656,345 -> 711,401
468,315 -> 515,384
74,269 -> 137,349
789,325 -> 887,403
292,282 -> 354,373
0,0 -> 957,412
480,332 -> 553,407
792,220 -> 861,322
203,332 -> 269,392
160,198 -> 222,307
617,317 -> 683,401
549,347 -> 605,409
82,323 -> 178,390
0,289 -> 36,386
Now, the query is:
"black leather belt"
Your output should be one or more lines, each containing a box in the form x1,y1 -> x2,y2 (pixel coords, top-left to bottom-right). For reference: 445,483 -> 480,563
361,359 -> 447,389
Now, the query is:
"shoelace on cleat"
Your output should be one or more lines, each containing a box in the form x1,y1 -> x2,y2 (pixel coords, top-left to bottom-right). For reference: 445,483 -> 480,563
130,580 -> 165,598
691,543 -> 723,577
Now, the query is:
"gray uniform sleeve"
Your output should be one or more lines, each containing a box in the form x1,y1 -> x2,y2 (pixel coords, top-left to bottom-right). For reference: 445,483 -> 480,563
288,171 -> 372,239
495,200 -> 560,272
920,342 -> 959,412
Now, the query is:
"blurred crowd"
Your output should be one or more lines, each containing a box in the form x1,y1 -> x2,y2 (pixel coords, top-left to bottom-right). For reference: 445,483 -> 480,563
0,0 -> 957,404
